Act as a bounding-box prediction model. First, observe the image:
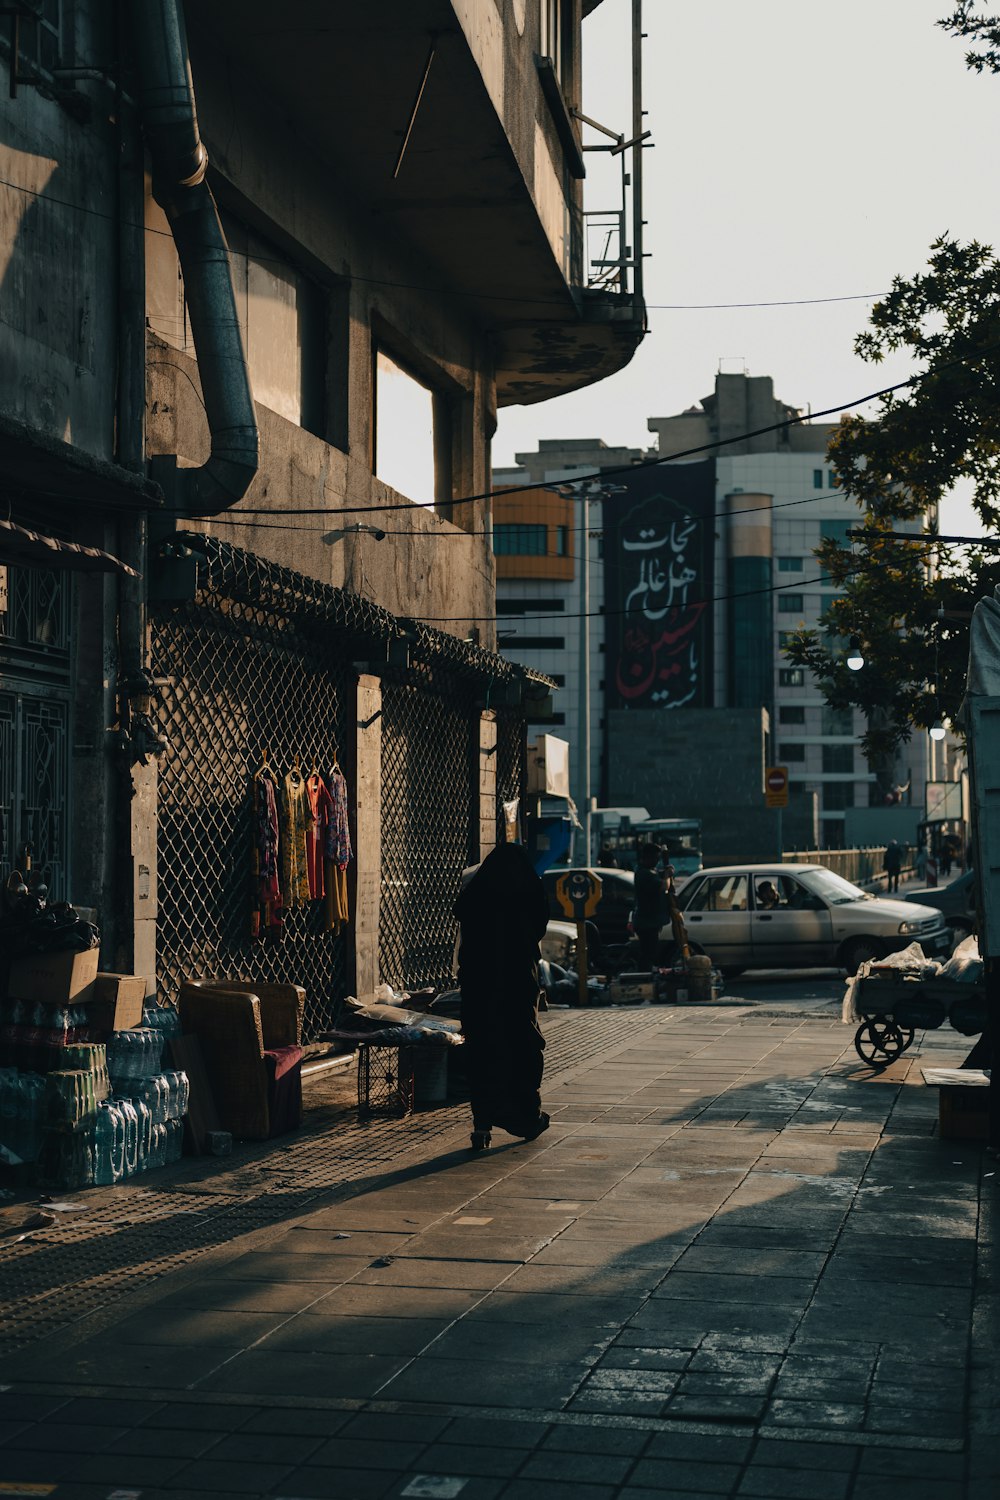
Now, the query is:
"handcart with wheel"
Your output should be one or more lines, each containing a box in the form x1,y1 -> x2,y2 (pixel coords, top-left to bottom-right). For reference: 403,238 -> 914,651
850,976 -> 986,1067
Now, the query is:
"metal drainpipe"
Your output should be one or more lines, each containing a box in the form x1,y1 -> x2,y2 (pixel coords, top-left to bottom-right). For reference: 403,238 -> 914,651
130,0 -> 258,516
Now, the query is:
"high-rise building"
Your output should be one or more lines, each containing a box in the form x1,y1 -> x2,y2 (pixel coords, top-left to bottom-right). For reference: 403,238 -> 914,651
495,373 -> 932,855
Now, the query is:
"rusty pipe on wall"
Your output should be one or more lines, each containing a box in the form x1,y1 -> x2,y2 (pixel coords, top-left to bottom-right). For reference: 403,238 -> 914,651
130,0 -> 258,516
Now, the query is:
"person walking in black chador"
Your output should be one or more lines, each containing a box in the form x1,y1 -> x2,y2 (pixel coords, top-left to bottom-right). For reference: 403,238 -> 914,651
454,842 -> 550,1152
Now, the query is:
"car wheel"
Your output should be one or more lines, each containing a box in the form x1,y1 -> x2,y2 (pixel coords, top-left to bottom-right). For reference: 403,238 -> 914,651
840,937 -> 884,976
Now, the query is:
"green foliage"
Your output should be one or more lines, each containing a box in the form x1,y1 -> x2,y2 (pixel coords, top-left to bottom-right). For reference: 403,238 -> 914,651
784,235 -> 1000,776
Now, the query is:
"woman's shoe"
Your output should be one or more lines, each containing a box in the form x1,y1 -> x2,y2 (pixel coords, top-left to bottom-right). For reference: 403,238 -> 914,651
470,1129 -> 492,1151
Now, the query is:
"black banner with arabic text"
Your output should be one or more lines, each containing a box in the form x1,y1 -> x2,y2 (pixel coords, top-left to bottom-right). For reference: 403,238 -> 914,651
603,459 -> 716,711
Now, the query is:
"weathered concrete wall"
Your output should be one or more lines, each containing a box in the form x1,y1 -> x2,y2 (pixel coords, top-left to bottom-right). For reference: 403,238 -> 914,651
607,707 -> 783,864
0,3 -> 118,456
144,36 -> 496,643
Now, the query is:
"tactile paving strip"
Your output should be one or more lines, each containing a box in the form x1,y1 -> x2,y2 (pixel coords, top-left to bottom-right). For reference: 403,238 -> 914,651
0,1005 -> 677,1355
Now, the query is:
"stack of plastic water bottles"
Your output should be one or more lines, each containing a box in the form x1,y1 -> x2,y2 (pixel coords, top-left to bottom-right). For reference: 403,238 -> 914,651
97,1008 -> 189,1185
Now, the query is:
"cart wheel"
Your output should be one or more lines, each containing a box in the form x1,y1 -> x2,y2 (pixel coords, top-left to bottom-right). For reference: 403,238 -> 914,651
854,1019 -> 907,1066
895,1024 -> 915,1054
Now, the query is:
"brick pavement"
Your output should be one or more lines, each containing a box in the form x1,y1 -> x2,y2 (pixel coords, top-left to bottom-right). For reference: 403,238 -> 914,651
0,1002 -> 997,1499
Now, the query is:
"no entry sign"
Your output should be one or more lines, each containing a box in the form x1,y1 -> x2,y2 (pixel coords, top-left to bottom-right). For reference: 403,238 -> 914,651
765,765 -> 789,808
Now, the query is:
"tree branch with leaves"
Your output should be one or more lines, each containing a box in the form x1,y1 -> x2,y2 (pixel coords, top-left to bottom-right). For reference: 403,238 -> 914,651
783,235 -> 1000,791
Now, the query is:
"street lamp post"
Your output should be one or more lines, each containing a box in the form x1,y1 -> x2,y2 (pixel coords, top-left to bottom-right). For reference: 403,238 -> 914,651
578,488 -> 591,865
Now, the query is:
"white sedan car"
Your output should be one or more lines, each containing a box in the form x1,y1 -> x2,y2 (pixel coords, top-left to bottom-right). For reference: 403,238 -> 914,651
674,863 -> 950,975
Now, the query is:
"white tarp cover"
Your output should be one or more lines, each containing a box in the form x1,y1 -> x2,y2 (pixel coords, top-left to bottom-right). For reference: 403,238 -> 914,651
966,584 -> 1000,699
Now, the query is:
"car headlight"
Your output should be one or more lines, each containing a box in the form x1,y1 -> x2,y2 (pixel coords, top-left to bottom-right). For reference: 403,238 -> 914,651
898,920 -> 922,935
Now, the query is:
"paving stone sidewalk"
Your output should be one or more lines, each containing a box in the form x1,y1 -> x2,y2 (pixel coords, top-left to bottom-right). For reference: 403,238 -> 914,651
0,1002 -> 997,1500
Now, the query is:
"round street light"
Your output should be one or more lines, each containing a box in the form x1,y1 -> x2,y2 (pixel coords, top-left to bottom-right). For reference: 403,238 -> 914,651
846,636 -> 865,672
929,721 -> 946,741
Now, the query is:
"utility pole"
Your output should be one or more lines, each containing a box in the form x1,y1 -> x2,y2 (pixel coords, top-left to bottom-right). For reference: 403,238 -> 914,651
578,488 -> 592,864
631,0 -> 644,306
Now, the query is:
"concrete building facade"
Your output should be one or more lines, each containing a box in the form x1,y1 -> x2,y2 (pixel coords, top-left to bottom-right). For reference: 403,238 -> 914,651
1,0 -> 644,1025
495,373 -> 933,861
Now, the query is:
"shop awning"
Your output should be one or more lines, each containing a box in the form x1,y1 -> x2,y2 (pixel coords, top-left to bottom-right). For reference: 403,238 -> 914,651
0,518 -> 139,576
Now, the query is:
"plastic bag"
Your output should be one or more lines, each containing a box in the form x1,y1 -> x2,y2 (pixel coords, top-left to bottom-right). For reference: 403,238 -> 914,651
939,934 -> 983,985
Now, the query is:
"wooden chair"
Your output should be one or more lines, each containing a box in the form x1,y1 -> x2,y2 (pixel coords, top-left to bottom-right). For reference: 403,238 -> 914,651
177,980 -> 305,1140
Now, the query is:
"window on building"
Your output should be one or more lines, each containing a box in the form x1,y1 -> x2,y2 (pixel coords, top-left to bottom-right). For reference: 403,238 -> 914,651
813,469 -> 824,490
779,668 -> 805,687
818,518 -> 854,582
12,0 -> 64,77
781,744 -> 806,762
821,817 -> 845,849
493,525 -> 548,556
496,597 -> 564,613
821,705 -> 854,735
218,210 -> 327,438
374,347 -> 444,507
778,557 -> 803,572
539,0 -> 568,80
779,705 -> 806,725
828,470 -> 839,489
512,635 -> 565,650
822,743 -> 855,774
778,594 -> 804,614
823,781 -> 855,810
778,632 -> 798,650
557,525 -> 570,557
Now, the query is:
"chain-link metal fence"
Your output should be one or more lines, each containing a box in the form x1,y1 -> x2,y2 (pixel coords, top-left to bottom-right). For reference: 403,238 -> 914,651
151,534 -> 540,1026
151,594 -> 350,1040
379,678 -> 477,992
494,707 -> 525,845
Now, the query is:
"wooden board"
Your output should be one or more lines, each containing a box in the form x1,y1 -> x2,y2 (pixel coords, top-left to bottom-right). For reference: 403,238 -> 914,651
167,1033 -> 222,1156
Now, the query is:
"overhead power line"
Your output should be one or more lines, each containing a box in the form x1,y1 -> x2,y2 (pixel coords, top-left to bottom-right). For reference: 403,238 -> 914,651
398,571 -> 850,627
0,171 -> 884,315
173,485 -> 858,540
154,337 -> 1000,521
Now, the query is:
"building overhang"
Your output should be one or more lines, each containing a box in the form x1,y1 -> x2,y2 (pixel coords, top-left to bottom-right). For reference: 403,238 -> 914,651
0,414 -> 163,514
186,1 -> 645,406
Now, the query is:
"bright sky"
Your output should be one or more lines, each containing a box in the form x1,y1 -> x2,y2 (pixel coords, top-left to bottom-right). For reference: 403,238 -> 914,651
494,0 -> 998,539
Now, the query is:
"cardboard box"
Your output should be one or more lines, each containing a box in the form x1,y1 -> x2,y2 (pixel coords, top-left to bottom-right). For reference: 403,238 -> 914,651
7,948 -> 99,1005
609,978 -> 654,1006
89,972 -> 146,1033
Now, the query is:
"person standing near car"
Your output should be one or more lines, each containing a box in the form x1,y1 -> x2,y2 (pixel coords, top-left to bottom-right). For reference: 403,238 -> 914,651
634,842 -> 665,970
883,839 -> 902,893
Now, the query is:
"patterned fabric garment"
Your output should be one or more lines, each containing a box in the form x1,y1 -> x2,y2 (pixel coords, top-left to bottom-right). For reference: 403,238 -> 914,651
323,765 -> 352,934
252,773 -> 283,938
324,766 -> 352,867
281,768 -> 311,906
305,773 -> 333,901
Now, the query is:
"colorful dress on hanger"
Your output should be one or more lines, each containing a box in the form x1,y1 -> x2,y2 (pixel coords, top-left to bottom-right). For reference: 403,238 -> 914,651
252,772 -> 283,939
281,768 -> 311,906
305,773 -> 333,901
324,764 -> 352,935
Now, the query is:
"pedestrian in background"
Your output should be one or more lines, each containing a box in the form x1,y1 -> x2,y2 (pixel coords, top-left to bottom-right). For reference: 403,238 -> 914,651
633,842 -> 665,969
883,839 -> 902,893
454,843 -> 550,1152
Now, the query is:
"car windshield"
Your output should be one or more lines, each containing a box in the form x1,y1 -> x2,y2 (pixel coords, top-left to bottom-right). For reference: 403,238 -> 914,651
798,869 -> 869,905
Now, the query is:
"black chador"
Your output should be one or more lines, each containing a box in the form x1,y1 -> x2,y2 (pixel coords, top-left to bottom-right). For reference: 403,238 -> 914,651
454,843 -> 550,1151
